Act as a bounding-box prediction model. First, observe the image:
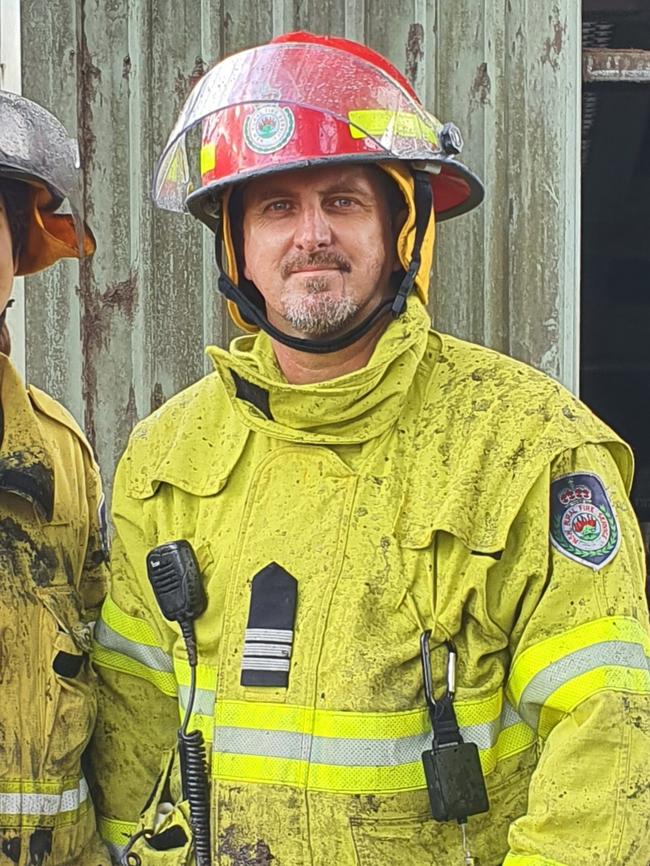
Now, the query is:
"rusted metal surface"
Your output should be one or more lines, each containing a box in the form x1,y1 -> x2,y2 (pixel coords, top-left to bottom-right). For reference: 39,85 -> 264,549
583,48 -> 650,83
20,0 -> 581,500
429,1 -> 580,390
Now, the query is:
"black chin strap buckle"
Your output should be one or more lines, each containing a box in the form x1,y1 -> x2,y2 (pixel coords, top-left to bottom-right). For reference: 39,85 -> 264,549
391,169 -> 434,319
391,261 -> 419,317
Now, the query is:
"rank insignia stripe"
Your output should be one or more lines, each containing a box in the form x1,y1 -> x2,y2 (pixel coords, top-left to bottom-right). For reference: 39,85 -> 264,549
549,472 -> 621,571
241,562 -> 298,688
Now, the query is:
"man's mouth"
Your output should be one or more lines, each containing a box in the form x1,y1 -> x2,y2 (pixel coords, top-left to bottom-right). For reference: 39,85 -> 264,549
290,266 -> 341,275
282,253 -> 351,278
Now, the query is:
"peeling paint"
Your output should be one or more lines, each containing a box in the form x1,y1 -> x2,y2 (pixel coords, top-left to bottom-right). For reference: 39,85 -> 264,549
405,23 -> 424,89
541,9 -> 566,71
189,56 -> 206,88
151,383 -> 165,413
471,62 -> 492,105
78,41 -> 101,213
102,272 -> 138,321
583,48 -> 650,83
80,269 -> 138,448
122,54 -> 131,79
125,385 -> 139,434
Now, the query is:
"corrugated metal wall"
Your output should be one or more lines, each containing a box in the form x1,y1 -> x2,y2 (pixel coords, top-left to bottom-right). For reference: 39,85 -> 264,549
19,0 -> 580,500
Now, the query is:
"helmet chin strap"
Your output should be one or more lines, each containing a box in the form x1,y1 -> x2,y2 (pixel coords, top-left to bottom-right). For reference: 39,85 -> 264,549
214,170 -> 432,355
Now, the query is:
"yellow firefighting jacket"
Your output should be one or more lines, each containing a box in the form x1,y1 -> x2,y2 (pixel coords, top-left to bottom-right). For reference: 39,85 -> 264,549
0,354 -> 111,866
91,298 -> 650,866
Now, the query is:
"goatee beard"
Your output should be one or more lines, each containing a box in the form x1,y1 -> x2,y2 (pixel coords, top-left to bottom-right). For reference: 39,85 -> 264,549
281,276 -> 360,337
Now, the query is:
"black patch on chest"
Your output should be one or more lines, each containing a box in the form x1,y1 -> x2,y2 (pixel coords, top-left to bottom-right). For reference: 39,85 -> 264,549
241,562 -> 297,688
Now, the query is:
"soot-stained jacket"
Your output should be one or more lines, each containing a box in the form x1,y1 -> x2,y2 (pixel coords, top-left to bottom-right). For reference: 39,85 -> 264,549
0,354 -> 110,866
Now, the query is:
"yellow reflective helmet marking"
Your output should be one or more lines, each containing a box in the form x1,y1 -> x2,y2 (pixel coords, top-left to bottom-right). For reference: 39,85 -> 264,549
200,142 -> 217,176
347,110 -> 439,145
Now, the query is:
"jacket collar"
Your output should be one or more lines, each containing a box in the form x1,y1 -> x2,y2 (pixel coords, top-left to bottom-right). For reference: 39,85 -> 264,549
207,296 -> 431,447
0,355 -> 54,521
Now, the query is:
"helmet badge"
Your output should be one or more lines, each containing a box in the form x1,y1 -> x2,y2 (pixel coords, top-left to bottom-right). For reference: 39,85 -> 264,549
243,104 -> 296,154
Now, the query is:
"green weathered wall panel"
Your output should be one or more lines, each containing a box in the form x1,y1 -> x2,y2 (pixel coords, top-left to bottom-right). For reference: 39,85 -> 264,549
22,0 -> 83,421
20,0 -> 580,500
429,1 -> 580,386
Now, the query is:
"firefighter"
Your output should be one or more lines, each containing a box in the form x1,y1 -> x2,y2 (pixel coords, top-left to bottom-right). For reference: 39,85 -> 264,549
91,33 -> 650,866
0,92 -> 110,866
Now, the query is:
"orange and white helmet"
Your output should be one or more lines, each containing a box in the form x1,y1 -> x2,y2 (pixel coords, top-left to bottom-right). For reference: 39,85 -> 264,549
153,32 -> 484,352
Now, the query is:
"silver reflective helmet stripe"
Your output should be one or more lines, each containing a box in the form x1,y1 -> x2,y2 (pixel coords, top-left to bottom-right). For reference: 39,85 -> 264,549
0,777 -> 88,816
519,640 -> 650,728
94,620 -> 174,673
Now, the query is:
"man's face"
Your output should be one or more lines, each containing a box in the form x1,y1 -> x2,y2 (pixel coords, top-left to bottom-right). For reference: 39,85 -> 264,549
0,194 -> 14,314
241,164 -> 401,338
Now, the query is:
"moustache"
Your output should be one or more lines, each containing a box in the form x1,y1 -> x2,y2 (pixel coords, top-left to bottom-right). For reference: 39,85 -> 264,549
281,252 -> 351,279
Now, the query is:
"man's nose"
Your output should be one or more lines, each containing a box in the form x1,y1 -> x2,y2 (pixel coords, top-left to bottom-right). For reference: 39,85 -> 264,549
293,205 -> 332,251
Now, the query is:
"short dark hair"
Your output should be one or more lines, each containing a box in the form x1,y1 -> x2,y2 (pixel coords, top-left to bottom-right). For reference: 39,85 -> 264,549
1,178 -> 30,264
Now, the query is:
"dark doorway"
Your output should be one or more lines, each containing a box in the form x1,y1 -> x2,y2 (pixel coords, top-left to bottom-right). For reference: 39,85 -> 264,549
582,1 -> 650,585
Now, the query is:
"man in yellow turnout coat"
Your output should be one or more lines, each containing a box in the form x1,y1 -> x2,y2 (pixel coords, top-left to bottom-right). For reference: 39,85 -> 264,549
0,93 -> 110,864
91,33 -> 650,866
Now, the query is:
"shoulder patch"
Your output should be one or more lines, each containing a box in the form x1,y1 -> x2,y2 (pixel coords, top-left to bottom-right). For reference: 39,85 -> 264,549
550,472 -> 620,570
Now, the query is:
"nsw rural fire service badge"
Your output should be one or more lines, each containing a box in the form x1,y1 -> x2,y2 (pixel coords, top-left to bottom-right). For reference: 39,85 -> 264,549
550,472 -> 620,570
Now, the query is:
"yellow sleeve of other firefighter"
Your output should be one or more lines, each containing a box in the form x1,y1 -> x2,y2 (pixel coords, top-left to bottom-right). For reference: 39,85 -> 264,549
89,453 -> 180,861
502,441 -> 650,866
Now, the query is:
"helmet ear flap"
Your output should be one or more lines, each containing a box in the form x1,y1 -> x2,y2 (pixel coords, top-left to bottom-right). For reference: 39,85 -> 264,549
217,185 -> 266,334
378,163 -> 436,306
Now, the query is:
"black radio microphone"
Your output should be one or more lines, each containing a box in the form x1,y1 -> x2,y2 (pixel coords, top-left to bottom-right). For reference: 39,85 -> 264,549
146,540 -> 211,866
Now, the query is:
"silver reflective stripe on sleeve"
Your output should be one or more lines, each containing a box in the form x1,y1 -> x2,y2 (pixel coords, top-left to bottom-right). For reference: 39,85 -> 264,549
94,619 -> 174,673
0,777 -> 89,816
519,640 -> 650,728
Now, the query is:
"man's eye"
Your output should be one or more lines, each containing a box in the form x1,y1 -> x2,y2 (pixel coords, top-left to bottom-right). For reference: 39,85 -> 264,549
333,198 -> 354,208
267,201 -> 290,213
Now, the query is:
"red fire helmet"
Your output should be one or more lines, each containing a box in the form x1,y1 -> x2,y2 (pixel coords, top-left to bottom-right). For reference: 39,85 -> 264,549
152,32 -> 484,227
